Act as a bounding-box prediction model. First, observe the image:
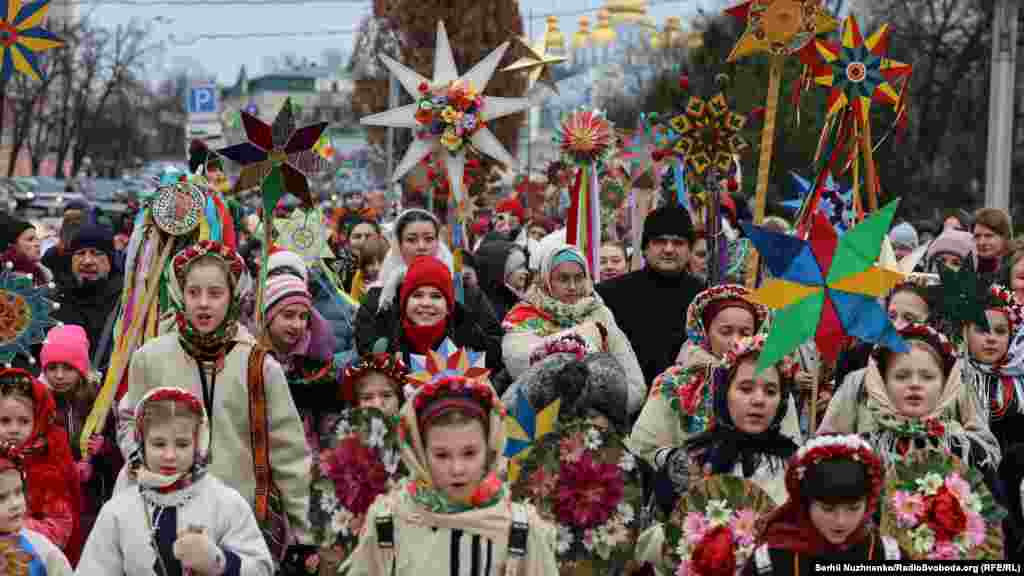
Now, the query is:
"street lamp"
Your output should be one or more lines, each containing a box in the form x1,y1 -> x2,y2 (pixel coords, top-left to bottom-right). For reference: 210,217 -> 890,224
986,0 -> 1018,211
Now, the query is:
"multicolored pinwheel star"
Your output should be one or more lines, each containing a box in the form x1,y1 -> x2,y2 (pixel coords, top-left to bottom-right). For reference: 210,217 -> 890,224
218,98 -> 328,212
0,0 -> 62,81
408,339 -> 489,387
741,198 -> 907,371
667,93 -> 750,175
726,0 -> 838,61
800,15 -> 912,127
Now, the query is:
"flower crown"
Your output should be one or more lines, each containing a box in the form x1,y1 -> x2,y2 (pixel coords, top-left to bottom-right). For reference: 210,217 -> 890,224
986,284 -> 1022,333
872,322 -> 957,376
529,333 -> 588,366
0,369 -> 34,400
787,434 -> 883,512
686,284 -> 768,345
134,387 -> 205,444
172,240 -> 246,288
721,334 -> 798,381
412,375 -> 503,418
341,351 -> 409,404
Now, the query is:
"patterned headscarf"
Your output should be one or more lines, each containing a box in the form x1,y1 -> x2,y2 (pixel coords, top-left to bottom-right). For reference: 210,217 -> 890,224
685,284 -> 769,351
133,387 -> 210,493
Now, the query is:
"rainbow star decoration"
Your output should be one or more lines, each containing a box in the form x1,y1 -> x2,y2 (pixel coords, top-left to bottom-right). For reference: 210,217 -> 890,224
408,338 -> 489,386
0,0 -> 62,82
504,389 -> 560,483
741,198 -> 907,371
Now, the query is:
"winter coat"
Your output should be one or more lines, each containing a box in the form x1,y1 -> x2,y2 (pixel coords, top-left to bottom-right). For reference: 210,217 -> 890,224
52,273 -> 124,375
474,240 -> 527,321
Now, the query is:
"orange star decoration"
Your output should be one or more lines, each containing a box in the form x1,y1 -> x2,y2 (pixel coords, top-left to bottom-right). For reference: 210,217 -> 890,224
727,0 -> 838,61
668,93 -> 749,175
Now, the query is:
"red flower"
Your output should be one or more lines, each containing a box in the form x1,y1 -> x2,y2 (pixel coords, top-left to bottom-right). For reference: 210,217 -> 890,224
321,437 -> 390,516
691,526 -> 736,576
418,82 -> 429,93
554,453 -> 624,529
926,419 -> 946,438
678,75 -> 690,91
926,486 -> 967,542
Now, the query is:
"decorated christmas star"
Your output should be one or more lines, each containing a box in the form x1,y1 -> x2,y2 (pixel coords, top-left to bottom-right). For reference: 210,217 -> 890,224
622,115 -> 663,188
726,0 -> 838,61
783,171 -> 855,233
274,207 -> 333,264
937,259 -> 990,333
667,93 -> 749,176
408,338 -> 489,386
502,35 -> 567,94
218,98 -> 328,212
742,198 -> 907,371
0,0 -> 63,81
360,21 -> 532,203
0,270 -> 59,366
504,389 -> 560,483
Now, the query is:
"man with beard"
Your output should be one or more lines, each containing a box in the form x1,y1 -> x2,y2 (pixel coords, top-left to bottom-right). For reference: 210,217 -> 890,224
595,205 -> 704,384
53,224 -> 123,374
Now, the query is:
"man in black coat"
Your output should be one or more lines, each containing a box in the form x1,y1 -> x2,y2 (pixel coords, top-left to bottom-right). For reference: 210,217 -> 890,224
52,224 -> 123,375
595,205 -> 704,384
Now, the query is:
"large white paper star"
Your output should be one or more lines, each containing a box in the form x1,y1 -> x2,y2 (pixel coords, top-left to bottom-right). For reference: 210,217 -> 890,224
275,207 -> 333,263
360,21 -> 532,203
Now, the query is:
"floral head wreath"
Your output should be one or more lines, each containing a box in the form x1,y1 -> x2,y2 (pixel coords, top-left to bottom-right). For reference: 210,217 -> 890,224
872,322 -> 957,378
171,240 -> 248,293
787,434 -> 884,514
720,333 -> 799,381
685,284 -> 768,346
340,350 -> 410,405
0,369 -> 34,400
984,284 -> 1022,334
133,387 -> 210,464
412,374 -> 506,428
528,333 -> 588,366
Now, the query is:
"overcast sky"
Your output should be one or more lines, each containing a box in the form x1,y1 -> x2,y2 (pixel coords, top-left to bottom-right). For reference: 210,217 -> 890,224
82,0 -> 715,84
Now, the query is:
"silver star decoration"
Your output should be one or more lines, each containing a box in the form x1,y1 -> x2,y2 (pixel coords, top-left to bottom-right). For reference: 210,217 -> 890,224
360,21 -> 533,202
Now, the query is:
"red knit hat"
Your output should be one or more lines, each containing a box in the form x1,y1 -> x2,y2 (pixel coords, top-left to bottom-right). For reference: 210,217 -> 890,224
496,197 -> 525,222
400,256 -> 454,314
41,325 -> 90,378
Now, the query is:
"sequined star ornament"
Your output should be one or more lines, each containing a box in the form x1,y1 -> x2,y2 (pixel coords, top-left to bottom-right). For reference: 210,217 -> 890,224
217,98 -> 328,212
360,21 -> 532,203
668,93 -> 750,175
274,207 -> 333,264
0,0 -> 62,81
502,35 -> 567,94
726,0 -> 838,61
0,268 -> 59,367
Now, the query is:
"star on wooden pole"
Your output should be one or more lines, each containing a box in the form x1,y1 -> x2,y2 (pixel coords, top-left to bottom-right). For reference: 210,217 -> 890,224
502,35 -> 567,94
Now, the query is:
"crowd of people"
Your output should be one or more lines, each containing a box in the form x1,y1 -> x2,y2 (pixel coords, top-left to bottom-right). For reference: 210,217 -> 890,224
0,169 -> 1023,575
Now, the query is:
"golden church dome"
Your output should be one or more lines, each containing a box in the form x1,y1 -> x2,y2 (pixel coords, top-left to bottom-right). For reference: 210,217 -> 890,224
544,15 -> 565,53
591,8 -> 616,45
572,16 -> 591,50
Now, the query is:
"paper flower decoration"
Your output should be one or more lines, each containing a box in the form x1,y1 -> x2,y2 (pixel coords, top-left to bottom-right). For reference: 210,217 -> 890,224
414,79 -> 484,154
504,389 -> 560,483
217,98 -> 328,211
407,338 -> 489,387
502,35 -> 567,94
726,0 -> 838,60
0,270 -> 58,366
742,198 -> 907,370
274,207 -> 333,264
783,171 -> 855,233
937,260 -> 990,334
668,93 -> 750,175
0,0 -> 62,81
361,21 -> 532,203
556,108 -> 615,167
801,15 -> 912,128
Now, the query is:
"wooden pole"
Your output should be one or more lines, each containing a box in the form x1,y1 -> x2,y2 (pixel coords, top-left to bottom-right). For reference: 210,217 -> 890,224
746,55 -> 783,289
861,118 -> 879,212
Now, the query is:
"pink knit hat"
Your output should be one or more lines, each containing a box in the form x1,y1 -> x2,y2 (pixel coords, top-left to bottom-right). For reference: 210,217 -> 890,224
41,324 -> 90,378
263,274 -> 312,324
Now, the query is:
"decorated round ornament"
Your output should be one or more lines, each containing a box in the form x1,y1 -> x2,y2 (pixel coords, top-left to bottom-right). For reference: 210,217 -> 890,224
508,419 -> 645,574
151,180 -> 205,236
557,108 -> 616,167
664,474 -> 776,576
881,451 -> 1004,560
0,270 -> 59,367
727,0 -> 839,60
310,407 -> 404,568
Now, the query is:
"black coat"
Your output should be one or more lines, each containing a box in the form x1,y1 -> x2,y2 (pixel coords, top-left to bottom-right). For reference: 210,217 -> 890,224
474,240 -> 526,322
355,283 -> 505,374
52,273 -> 124,374
595,267 -> 704,384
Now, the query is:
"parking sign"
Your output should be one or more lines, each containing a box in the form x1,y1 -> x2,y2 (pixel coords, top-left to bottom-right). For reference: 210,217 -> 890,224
188,85 -> 219,115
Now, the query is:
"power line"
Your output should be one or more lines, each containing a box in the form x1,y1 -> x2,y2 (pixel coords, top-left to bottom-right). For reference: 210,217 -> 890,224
53,0 -> 368,5
170,27 -> 359,44
526,0 -> 703,20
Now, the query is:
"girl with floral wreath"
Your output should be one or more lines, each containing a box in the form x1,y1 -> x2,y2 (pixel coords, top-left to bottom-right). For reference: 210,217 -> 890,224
114,240 -> 315,567
634,335 -> 801,575
818,322 -> 1001,473
742,434 -> 901,574
79,387 -> 273,574
630,285 -> 803,468
0,442 -> 73,575
0,369 -> 82,564
320,345 -> 410,442
502,242 -> 646,413
338,353 -> 559,575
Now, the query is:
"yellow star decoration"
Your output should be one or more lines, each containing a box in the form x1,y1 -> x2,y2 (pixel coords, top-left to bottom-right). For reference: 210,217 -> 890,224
501,35 -> 567,94
274,207 -> 333,264
668,93 -> 749,175
726,0 -> 838,61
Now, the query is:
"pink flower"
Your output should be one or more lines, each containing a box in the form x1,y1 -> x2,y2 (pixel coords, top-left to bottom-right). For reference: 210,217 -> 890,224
554,453 -> 625,529
321,437 -> 389,516
966,513 -> 986,547
675,560 -> 690,576
944,474 -> 972,504
930,541 -> 960,560
731,509 -> 758,546
890,490 -> 925,528
683,513 -> 709,546
559,434 -> 585,463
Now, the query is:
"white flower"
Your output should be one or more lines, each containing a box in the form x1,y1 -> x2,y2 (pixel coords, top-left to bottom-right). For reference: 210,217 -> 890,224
584,428 -> 604,451
368,417 -> 388,449
556,525 -> 574,554
619,452 -> 637,473
706,500 -> 732,527
319,488 -> 339,513
967,494 -> 983,514
381,449 -> 401,475
616,503 -> 635,526
332,506 -> 355,537
911,525 -> 936,555
335,419 -> 354,439
916,473 -> 944,496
